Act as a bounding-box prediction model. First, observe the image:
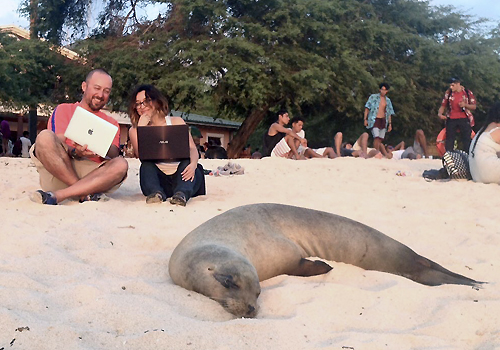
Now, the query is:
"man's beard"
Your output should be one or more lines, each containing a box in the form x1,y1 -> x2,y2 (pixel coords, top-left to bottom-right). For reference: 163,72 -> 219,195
86,95 -> 106,111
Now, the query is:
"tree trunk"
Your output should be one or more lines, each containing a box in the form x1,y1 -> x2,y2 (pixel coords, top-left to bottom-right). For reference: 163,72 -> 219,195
29,0 -> 38,144
227,105 -> 269,159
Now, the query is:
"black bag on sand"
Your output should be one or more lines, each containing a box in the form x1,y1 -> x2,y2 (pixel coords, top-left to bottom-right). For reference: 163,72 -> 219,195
422,168 -> 449,181
422,150 -> 472,181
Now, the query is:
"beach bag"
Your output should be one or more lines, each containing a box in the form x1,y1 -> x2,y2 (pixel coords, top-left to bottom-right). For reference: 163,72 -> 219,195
422,168 -> 449,181
442,150 -> 472,180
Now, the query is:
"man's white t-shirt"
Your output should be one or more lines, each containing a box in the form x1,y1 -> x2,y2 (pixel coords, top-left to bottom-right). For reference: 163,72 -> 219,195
20,136 -> 32,158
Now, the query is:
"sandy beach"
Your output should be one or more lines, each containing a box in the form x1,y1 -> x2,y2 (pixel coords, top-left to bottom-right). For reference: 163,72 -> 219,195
0,156 -> 498,349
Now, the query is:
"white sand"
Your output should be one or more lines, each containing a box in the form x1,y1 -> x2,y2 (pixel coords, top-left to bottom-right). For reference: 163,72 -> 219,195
0,156 -> 498,349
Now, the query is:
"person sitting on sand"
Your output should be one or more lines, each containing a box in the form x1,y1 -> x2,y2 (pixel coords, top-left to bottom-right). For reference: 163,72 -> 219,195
469,102 -> 500,184
262,109 -> 306,159
20,131 -> 32,158
334,132 -> 382,158
204,140 -> 228,159
251,148 -> 262,159
29,69 -> 128,205
290,117 -> 337,159
128,84 -> 205,206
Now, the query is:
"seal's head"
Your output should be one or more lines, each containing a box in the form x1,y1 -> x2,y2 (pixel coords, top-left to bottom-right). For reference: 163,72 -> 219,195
181,245 -> 261,318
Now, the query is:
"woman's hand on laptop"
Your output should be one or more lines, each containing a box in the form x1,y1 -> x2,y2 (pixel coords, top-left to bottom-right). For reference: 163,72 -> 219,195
181,163 -> 197,182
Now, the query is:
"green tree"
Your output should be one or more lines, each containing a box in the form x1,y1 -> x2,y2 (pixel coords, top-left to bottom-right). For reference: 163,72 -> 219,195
23,0 -> 500,156
0,33 -> 74,109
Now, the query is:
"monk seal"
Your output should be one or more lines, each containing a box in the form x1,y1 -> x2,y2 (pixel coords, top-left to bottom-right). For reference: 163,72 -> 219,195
168,203 -> 482,318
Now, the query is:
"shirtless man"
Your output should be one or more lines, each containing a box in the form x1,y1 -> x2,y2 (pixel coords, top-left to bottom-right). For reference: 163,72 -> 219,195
364,82 -> 395,156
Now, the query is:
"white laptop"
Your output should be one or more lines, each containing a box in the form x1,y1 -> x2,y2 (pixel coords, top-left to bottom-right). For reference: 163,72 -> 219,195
64,106 -> 118,158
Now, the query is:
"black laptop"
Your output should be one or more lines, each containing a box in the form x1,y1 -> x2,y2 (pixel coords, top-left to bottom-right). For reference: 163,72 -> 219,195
137,125 -> 190,161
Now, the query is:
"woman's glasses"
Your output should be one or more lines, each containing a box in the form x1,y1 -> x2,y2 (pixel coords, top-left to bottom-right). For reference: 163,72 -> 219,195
135,98 -> 151,109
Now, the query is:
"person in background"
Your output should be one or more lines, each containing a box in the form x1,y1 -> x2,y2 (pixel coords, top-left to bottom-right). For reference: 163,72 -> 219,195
334,132 -> 382,158
290,117 -> 337,158
20,131 -> 32,158
262,109 -> 306,159
469,102 -> 500,184
0,117 -> 12,156
384,130 -> 429,160
438,77 -> 476,153
364,82 -> 395,155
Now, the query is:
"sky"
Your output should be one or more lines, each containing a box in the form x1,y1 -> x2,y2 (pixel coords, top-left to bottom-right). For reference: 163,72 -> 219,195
0,0 -> 498,33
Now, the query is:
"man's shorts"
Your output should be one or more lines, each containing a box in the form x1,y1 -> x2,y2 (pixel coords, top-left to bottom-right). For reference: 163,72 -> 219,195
313,147 -> 326,155
352,140 -> 362,152
340,148 -> 355,157
371,118 -> 387,139
371,127 -> 386,140
401,141 -> 424,160
411,140 -> 424,155
29,143 -> 124,193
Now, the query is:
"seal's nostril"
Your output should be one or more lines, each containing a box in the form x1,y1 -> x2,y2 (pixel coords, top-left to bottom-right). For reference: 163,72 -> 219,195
247,305 -> 255,314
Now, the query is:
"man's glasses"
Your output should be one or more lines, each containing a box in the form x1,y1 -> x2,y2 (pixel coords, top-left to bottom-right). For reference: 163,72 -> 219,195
135,98 -> 151,109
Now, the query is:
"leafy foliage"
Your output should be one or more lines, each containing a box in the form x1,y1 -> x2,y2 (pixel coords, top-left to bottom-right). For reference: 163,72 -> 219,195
0,33 -> 79,110
11,0 -> 500,156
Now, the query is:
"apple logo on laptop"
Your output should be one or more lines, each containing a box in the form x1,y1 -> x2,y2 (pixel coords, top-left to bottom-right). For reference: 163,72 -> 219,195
88,129 -> 93,135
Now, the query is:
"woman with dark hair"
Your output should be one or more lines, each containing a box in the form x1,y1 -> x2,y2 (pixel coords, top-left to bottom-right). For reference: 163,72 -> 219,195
128,85 -> 205,205
469,102 -> 500,184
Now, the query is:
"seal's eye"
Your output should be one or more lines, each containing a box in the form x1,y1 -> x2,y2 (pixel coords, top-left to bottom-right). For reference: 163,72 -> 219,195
207,267 -> 213,271
213,273 -> 240,289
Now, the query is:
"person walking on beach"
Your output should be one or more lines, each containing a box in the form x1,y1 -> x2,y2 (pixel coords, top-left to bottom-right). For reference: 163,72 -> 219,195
262,109 -> 306,159
364,82 -> 395,155
29,69 -> 128,205
437,77 -> 476,153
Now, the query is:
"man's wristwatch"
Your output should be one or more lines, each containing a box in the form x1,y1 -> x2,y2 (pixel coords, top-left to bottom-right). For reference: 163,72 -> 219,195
70,147 -> 79,159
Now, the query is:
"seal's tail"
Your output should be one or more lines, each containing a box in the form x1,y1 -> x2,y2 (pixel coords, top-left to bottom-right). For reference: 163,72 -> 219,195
409,256 -> 485,288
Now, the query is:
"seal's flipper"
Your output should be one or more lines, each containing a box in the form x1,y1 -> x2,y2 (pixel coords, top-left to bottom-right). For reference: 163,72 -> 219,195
287,258 -> 333,277
411,257 -> 484,287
